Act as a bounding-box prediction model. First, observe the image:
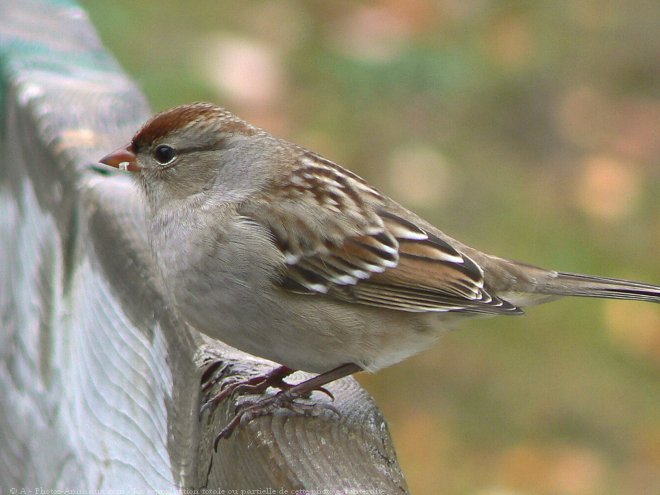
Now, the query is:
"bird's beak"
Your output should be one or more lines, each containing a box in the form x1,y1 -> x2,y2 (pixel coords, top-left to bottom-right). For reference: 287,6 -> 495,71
99,144 -> 141,172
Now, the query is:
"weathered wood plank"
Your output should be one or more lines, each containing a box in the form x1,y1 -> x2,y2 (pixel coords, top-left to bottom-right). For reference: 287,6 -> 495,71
0,0 -> 408,492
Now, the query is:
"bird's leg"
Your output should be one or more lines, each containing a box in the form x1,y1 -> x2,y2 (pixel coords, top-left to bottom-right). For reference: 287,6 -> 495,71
215,362 -> 362,446
201,364 -> 295,416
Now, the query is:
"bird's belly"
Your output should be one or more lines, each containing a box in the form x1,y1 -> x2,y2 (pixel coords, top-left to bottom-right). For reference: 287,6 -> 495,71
176,276 -> 448,374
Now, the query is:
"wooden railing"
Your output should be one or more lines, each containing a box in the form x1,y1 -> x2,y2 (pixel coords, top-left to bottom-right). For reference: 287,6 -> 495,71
0,0 -> 409,493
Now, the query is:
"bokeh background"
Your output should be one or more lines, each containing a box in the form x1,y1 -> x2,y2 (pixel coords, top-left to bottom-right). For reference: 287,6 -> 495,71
80,1 -> 660,493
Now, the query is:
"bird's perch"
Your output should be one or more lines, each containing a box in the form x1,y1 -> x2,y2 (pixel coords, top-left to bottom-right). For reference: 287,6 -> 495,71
0,0 -> 408,492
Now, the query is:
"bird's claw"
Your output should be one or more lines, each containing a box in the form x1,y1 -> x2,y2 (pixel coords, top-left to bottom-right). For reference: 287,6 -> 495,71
200,364 -> 294,420
214,389 -> 339,449
203,362 -> 360,447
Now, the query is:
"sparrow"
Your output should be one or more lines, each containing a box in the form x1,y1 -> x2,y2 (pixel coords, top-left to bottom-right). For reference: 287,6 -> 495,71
100,102 -> 660,439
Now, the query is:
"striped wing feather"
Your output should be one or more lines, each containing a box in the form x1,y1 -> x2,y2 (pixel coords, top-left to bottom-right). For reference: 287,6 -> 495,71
242,151 -> 522,315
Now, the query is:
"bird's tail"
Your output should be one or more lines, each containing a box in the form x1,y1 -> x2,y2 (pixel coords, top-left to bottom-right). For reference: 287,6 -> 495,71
535,271 -> 660,303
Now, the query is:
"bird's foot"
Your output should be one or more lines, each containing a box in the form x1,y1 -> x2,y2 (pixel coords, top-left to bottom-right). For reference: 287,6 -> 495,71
212,362 -> 362,447
213,388 -> 339,448
200,364 -> 294,418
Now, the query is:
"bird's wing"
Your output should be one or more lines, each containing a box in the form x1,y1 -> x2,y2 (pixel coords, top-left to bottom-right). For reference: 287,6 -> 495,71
240,150 -> 522,315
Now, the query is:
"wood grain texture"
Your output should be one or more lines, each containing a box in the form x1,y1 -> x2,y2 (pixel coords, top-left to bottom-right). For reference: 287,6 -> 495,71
0,0 -> 409,493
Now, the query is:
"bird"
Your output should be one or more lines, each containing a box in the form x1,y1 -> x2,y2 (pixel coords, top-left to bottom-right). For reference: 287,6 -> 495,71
99,102 -> 660,439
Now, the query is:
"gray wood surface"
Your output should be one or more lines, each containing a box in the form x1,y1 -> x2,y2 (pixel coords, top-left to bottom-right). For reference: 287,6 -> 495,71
0,0 -> 409,493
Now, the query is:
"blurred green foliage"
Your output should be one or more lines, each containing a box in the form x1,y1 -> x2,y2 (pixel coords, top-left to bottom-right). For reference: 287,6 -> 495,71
81,1 -> 659,493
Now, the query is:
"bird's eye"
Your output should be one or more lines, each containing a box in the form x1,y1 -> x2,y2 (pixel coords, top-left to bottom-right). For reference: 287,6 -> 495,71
153,144 -> 177,165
